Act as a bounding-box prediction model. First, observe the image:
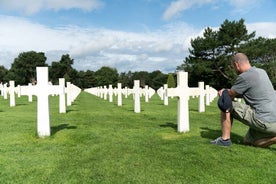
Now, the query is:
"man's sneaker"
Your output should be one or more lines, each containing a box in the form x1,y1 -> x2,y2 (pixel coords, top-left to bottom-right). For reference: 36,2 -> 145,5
210,137 -> 232,146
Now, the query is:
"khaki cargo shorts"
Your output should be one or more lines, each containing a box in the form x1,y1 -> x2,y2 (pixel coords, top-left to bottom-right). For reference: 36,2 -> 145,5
231,102 -> 276,143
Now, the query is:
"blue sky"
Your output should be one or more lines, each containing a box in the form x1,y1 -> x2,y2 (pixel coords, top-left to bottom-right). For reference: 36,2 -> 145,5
0,0 -> 275,73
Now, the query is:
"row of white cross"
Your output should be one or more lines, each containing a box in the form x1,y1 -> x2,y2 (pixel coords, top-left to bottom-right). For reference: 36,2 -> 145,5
85,71 -> 217,132
84,80 -> 156,113
0,67 -> 81,138
1,70 -> 217,137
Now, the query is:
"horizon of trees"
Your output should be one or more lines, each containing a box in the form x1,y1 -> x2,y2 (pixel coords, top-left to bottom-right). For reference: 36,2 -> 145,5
0,52 -> 171,90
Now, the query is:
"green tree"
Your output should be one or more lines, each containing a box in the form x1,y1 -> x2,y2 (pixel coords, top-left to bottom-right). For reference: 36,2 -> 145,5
49,54 -> 75,84
95,66 -> 119,86
148,70 -> 168,90
0,65 -> 9,83
167,73 -> 176,88
131,71 -> 150,87
10,51 -> 47,85
77,70 -> 96,89
119,71 -> 133,88
240,37 -> 276,88
218,19 -> 255,53
177,19 -> 255,89
240,37 -> 276,63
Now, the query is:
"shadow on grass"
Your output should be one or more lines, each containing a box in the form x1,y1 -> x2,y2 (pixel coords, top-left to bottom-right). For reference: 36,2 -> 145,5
200,127 -> 244,145
66,109 -> 79,113
160,122 -> 177,131
127,109 -> 145,112
14,103 -> 29,106
189,107 -> 199,112
51,123 -> 77,135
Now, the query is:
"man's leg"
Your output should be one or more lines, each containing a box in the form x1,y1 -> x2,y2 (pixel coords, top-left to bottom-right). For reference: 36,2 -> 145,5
244,128 -> 276,148
254,137 -> 276,147
221,111 -> 232,140
210,111 -> 232,146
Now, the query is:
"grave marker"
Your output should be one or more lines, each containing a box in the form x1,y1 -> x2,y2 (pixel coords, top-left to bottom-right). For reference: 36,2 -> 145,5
9,81 -> 16,107
108,85 -> 113,102
133,80 -> 141,113
166,72 -> 190,132
28,83 -> 33,102
117,83 -> 122,106
103,86 -> 107,100
21,67 -> 63,137
66,82 -> 81,106
16,85 -> 21,98
163,84 -> 168,106
3,83 -> 8,99
205,85 -> 210,106
0,83 -> 3,96
166,72 -> 206,132
66,82 -> 72,106
59,78 -> 66,113
157,86 -> 164,100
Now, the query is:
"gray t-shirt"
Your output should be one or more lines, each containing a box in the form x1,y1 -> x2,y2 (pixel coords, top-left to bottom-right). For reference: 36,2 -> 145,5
231,66 -> 276,123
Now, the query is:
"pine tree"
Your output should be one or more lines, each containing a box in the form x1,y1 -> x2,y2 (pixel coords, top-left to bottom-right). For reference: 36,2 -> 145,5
167,73 -> 176,88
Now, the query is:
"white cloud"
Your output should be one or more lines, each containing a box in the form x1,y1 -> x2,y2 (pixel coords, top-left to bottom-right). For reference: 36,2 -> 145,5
228,0 -> 263,13
1,15 -> 275,73
163,0 -> 264,21
163,0 -> 213,20
247,22 -> 276,38
0,0 -> 104,15
0,15 -> 199,73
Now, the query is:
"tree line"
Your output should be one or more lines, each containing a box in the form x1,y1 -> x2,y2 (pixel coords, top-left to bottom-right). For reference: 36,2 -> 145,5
0,19 -> 275,90
0,52 -> 172,90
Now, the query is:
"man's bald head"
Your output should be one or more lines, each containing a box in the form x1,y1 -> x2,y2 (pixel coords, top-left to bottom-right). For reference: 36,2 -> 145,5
233,53 -> 249,64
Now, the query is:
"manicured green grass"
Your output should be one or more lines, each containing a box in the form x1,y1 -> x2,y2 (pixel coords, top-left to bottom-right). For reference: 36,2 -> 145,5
0,92 -> 275,183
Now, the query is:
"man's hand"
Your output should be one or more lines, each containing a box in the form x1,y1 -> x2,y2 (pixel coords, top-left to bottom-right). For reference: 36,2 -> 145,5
218,88 -> 239,100
218,88 -> 226,97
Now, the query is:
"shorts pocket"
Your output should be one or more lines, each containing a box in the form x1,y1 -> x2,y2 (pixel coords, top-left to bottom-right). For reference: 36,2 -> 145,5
252,116 -> 267,130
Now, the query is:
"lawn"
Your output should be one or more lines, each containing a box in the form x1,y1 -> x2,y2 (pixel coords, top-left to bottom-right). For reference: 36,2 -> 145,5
0,92 -> 275,183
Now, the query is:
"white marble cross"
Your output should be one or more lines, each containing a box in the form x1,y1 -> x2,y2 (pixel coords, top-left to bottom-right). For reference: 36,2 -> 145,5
66,82 -> 81,106
66,82 -> 72,106
3,83 -> 8,99
59,78 -> 66,113
144,85 -> 150,102
9,81 -> 16,107
189,82 -> 205,112
205,85 -> 217,105
198,82 -> 205,112
205,85 -> 210,106
133,80 -> 141,113
166,72 -> 190,132
84,87 -> 98,96
27,67 -> 63,137
117,83 -> 122,106
143,85 -> 155,102
16,85 -> 21,98
157,86 -> 164,100
25,83 -> 33,102
20,83 -> 33,102
103,86 -> 108,100
124,87 -> 129,98
98,86 -> 103,98
163,84 -> 168,106
0,83 -> 3,97
166,72 -> 205,132
108,84 -> 113,102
